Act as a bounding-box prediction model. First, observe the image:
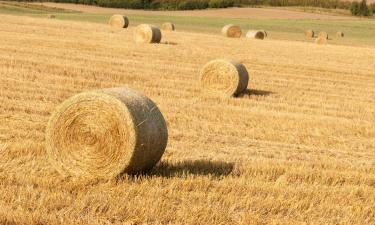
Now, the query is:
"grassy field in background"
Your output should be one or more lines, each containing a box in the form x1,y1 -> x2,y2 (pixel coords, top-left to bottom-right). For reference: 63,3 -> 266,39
1,1 -> 375,46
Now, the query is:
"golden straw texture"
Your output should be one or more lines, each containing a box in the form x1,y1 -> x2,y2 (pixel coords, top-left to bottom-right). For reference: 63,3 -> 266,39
134,24 -> 162,43
161,22 -> 175,31
318,31 -> 328,39
221,24 -> 242,38
45,88 -> 168,179
246,30 -> 265,40
200,59 -> 249,97
109,14 -> 129,28
315,37 -> 328,45
304,29 -> 314,38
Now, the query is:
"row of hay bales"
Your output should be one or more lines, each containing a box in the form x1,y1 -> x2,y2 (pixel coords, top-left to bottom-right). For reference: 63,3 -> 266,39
222,24 -> 267,40
304,29 -> 344,45
46,58 -> 248,179
109,14 -> 175,44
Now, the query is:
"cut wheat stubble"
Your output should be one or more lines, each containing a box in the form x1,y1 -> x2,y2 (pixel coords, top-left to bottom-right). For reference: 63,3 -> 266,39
200,59 -> 249,97
45,88 -> 168,179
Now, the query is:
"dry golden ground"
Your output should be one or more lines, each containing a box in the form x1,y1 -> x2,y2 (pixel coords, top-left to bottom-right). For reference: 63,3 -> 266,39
0,14 -> 375,224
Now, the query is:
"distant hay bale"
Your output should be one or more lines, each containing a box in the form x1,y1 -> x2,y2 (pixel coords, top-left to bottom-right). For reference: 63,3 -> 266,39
315,37 -> 328,45
45,88 -> 168,179
161,22 -> 175,31
134,24 -> 162,43
336,31 -> 344,38
221,24 -> 242,38
47,14 -> 55,19
246,30 -> 265,40
109,14 -> 129,28
200,59 -> 249,97
318,31 -> 328,39
304,29 -> 314,38
260,30 -> 268,37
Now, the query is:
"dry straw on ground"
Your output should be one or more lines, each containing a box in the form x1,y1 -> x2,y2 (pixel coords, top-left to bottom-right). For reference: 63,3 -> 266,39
221,24 -> 242,38
304,29 -> 314,38
109,14 -> 129,28
246,30 -> 266,40
45,88 -> 168,179
134,24 -> 162,43
161,22 -> 175,31
315,37 -> 328,45
200,59 -> 249,97
336,31 -> 344,38
318,31 -> 328,39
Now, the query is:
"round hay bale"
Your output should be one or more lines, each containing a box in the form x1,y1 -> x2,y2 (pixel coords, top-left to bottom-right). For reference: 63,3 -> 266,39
304,29 -> 314,38
47,14 -> 56,19
221,24 -> 242,38
315,37 -> 328,45
109,14 -> 129,28
200,59 -> 249,97
318,31 -> 328,39
336,31 -> 344,38
246,30 -> 265,40
161,22 -> 175,31
260,30 -> 268,37
134,24 -> 162,43
45,88 -> 168,179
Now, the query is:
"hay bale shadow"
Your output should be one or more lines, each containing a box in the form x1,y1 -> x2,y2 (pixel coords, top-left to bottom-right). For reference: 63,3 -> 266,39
150,160 -> 234,178
236,89 -> 273,98
160,41 -> 178,45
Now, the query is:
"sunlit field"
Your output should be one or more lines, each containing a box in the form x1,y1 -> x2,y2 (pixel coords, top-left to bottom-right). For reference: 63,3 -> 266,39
0,2 -> 375,224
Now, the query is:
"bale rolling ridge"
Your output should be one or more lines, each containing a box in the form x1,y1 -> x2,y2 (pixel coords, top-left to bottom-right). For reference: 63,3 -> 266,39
200,59 -> 249,97
336,31 -> 344,38
109,14 -> 129,28
315,37 -> 328,45
45,88 -> 168,179
161,22 -> 175,31
221,24 -> 242,38
304,30 -> 314,38
246,30 -> 266,40
134,24 -> 162,43
318,31 -> 328,39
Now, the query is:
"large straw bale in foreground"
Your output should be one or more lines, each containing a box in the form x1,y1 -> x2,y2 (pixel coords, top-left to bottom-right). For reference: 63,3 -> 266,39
109,14 -> 129,28
161,22 -> 175,31
200,59 -> 249,97
221,24 -> 242,38
318,31 -> 328,39
246,30 -> 266,40
134,24 -> 162,43
46,88 -> 168,179
304,29 -> 314,38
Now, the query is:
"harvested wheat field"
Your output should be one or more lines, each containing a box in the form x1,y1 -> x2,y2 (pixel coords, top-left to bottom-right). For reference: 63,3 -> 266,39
0,14 -> 375,224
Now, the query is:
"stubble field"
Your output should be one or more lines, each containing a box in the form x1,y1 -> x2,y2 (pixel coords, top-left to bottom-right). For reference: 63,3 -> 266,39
0,5 -> 375,225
